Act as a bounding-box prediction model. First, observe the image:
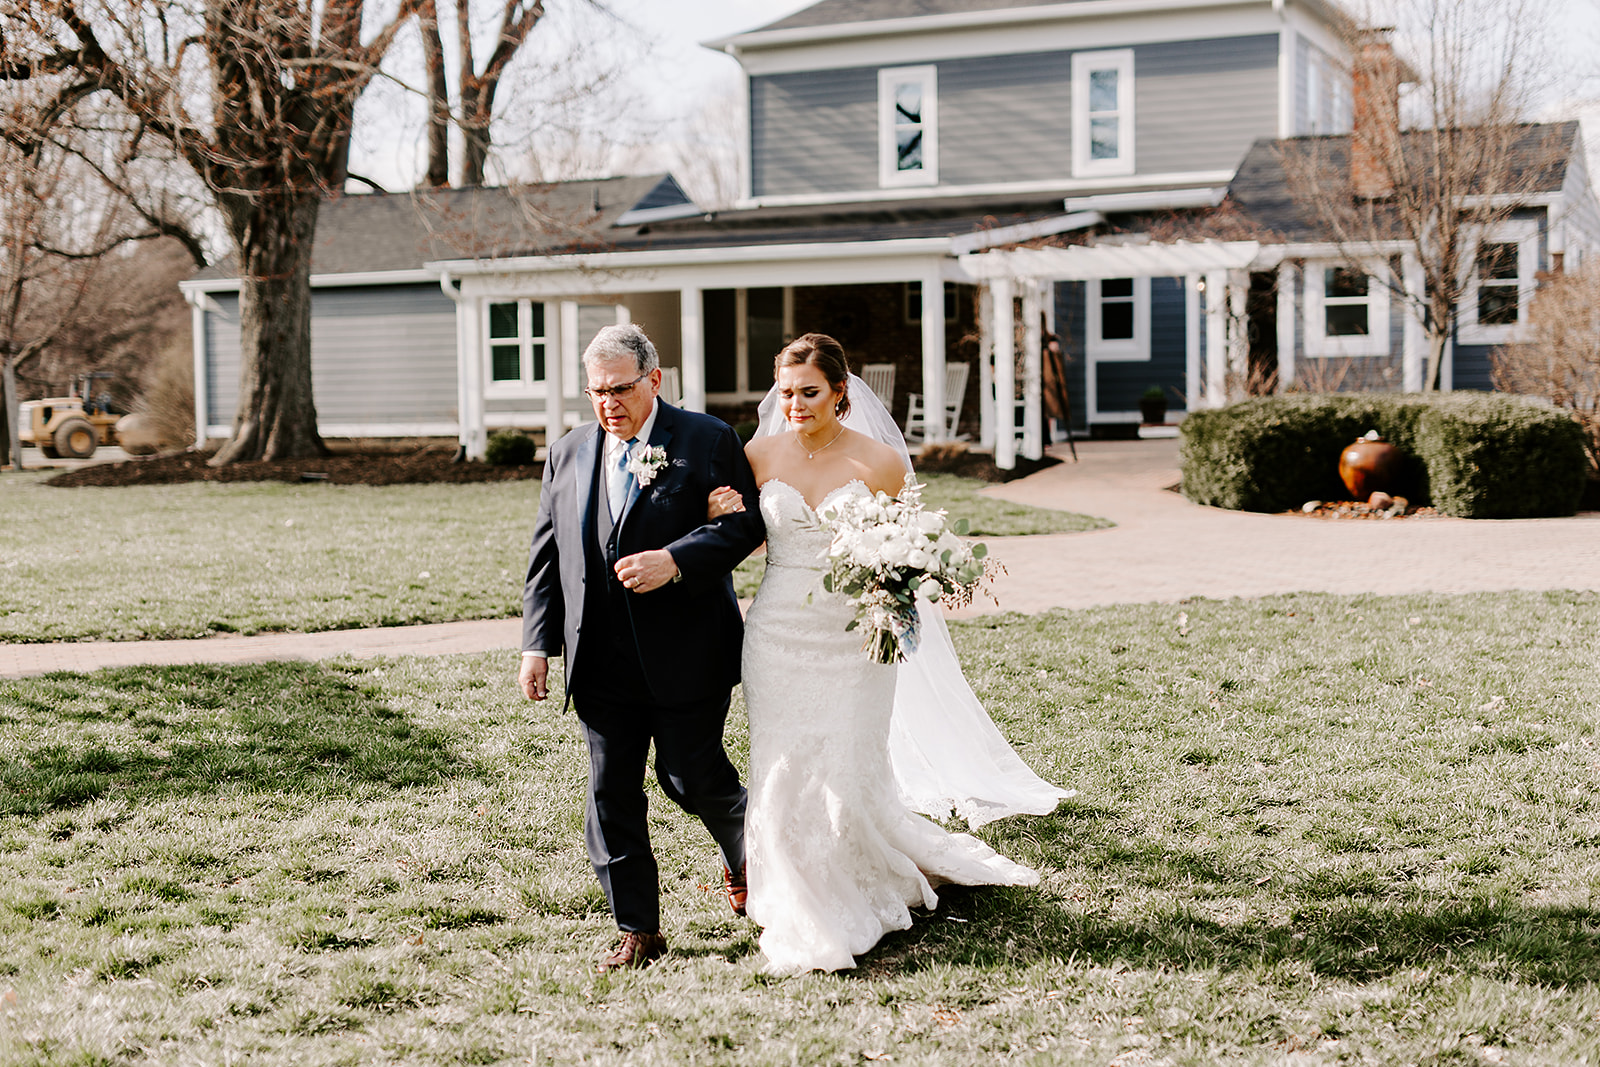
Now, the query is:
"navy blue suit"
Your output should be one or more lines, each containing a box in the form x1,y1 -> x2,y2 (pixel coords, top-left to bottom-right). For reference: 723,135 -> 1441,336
522,401 -> 764,932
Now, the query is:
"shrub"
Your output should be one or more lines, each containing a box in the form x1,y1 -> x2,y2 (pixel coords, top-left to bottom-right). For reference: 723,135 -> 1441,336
1180,393 -> 1586,518
485,430 -> 536,467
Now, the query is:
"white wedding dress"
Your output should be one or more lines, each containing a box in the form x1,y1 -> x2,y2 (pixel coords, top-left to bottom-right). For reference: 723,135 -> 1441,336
741,478 -> 1041,974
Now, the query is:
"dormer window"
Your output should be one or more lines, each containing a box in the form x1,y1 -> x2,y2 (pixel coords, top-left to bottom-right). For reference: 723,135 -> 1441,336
1459,219 -> 1538,344
878,66 -> 938,187
1072,49 -> 1135,178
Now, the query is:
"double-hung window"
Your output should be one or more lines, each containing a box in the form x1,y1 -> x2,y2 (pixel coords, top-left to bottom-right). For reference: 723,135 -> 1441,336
1459,219 -> 1538,344
878,66 -> 938,187
1304,259 -> 1390,357
1072,50 -> 1135,178
1086,277 -> 1149,360
485,299 -> 549,394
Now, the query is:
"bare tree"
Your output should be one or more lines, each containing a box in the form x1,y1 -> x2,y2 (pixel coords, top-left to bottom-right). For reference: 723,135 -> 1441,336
1276,0 -> 1566,391
3,0 -> 418,464
1492,264 -> 1600,475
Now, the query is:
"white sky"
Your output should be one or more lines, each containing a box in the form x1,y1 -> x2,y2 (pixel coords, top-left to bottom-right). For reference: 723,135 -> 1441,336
348,0 -> 1600,192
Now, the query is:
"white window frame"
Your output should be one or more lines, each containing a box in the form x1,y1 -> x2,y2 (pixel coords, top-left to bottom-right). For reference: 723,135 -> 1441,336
1086,276 -> 1151,361
878,65 -> 938,188
1458,219 -> 1539,345
1072,49 -> 1136,178
1304,258 -> 1392,357
483,298 -> 551,398
1305,50 -> 1323,134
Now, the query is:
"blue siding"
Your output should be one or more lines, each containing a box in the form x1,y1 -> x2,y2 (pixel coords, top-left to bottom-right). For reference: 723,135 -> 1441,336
1096,277 -> 1188,412
205,283 -> 458,430
1453,344 -> 1496,391
750,35 -> 1282,198
1053,281 -> 1089,430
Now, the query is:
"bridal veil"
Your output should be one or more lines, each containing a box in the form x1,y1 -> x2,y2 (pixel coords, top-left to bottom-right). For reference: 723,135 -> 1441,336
755,372 -> 1073,827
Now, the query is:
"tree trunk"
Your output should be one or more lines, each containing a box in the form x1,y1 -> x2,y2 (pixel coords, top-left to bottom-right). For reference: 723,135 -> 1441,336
1423,328 -> 1448,392
209,193 -> 328,465
420,0 -> 451,188
1,359 -> 20,470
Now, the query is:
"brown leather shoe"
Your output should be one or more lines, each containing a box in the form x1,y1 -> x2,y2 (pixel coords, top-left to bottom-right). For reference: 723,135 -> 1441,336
597,931 -> 666,974
723,864 -> 748,917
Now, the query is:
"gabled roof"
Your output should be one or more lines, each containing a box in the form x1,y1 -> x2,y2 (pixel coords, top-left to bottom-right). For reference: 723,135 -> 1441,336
1226,120 -> 1580,242
191,174 -> 694,282
750,0 -> 1080,33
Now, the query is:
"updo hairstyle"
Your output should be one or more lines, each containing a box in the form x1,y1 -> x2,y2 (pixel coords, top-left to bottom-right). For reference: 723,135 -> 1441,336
774,332 -> 851,420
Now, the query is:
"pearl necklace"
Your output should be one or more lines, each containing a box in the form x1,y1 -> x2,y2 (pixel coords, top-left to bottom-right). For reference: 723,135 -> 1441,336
796,424 -> 845,459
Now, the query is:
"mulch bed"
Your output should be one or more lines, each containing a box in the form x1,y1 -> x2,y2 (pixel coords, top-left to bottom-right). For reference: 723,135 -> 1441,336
42,443 -> 1058,488
43,447 -> 541,488
1285,499 -> 1443,520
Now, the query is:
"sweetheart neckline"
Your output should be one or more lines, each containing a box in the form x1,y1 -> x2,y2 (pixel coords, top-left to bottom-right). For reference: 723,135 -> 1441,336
759,477 -> 869,515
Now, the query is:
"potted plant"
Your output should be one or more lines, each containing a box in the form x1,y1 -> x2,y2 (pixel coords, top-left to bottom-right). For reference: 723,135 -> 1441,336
1139,386 -> 1168,425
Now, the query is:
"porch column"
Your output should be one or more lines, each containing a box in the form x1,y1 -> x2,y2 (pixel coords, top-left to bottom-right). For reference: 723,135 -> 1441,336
919,268 -> 946,441
1402,254 -> 1425,391
188,292 -> 209,450
1204,270 -> 1228,405
1228,270 -> 1249,398
680,287 -> 706,412
1021,281 -> 1043,460
1277,261 -> 1297,389
554,301 -> 580,447
992,277 -> 1016,470
461,295 -> 487,459
977,286 -> 995,448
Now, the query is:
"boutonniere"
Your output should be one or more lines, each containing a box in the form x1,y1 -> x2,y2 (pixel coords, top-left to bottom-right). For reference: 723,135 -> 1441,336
627,443 -> 668,486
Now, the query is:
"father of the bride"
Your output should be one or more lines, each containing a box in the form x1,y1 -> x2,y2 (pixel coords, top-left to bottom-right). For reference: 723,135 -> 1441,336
518,323 -> 764,973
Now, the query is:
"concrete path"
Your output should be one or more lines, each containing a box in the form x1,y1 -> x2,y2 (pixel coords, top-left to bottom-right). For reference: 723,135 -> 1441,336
3,439 -> 1597,678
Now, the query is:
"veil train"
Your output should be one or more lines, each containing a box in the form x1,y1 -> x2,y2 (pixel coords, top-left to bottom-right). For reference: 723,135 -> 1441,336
755,373 -> 1074,826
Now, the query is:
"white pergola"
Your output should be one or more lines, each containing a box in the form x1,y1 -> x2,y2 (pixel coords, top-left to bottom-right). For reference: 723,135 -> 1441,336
958,240 -> 1265,468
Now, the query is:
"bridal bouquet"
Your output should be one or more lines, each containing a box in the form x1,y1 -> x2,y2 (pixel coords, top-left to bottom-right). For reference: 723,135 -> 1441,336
812,476 -> 995,664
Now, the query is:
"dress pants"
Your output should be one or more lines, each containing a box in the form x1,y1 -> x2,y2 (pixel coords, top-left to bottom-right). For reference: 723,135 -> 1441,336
573,583 -> 747,933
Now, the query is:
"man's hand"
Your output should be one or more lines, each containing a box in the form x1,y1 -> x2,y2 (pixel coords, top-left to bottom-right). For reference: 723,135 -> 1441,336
615,549 -> 679,593
519,654 -> 549,701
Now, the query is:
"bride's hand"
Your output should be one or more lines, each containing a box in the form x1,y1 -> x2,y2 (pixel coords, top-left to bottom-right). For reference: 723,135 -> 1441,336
708,485 -> 745,520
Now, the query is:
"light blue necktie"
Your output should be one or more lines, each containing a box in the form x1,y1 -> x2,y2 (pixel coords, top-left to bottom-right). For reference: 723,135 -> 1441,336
608,437 -> 637,517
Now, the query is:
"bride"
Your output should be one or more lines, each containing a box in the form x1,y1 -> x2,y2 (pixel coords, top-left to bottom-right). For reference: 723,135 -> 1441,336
710,333 -> 1071,974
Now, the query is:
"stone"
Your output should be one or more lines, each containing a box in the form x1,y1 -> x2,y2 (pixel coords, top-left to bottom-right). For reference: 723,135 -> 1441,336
1302,500 -> 1322,513
1368,491 -> 1395,510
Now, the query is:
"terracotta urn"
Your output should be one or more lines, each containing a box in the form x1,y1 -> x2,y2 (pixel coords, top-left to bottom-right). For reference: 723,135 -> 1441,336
1339,435 -> 1402,500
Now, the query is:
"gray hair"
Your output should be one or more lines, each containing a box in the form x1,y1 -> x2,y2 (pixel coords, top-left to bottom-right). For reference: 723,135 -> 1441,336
582,323 -> 659,375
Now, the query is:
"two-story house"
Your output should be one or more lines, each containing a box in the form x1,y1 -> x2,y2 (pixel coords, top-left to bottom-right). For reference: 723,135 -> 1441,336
180,0 -> 1597,466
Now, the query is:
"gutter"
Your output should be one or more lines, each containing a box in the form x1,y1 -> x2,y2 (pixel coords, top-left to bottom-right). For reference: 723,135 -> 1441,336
949,211 -> 1103,255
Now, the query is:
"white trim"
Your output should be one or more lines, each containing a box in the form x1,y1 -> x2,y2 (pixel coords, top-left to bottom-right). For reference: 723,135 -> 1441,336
1086,276 -> 1151,361
1204,269 -> 1228,403
1277,25 -> 1294,139
1303,258 -> 1391,357
710,0 -> 1306,56
1021,282 -> 1044,459
737,170 -> 1237,210
179,268 -> 437,294
991,277 -> 1016,468
429,237 -> 954,277
949,211 -> 1102,255
1185,272 -> 1202,409
1063,187 -> 1227,214
1458,218 -> 1539,346
482,298 -> 553,398
613,202 -> 705,226
1401,254 -> 1426,391
878,65 -> 939,188
1072,49 -> 1136,179
185,290 -> 210,449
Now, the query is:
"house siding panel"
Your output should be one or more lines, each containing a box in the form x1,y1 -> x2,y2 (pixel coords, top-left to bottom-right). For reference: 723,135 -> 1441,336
1095,277 -> 1188,412
1453,344 -> 1496,391
1135,35 -> 1279,175
750,35 -> 1283,198
204,283 -> 458,430
750,69 -> 879,197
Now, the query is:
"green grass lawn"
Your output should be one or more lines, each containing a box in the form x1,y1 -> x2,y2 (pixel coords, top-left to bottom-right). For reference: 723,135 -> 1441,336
1,472 -> 1103,642
1,590 -> 1596,1065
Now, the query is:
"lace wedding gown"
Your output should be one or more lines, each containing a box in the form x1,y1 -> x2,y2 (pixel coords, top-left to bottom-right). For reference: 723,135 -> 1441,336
741,479 -> 1040,974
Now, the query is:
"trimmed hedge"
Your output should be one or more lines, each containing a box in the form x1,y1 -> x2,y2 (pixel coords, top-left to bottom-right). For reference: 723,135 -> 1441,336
485,430 -> 536,467
1180,393 -> 1588,518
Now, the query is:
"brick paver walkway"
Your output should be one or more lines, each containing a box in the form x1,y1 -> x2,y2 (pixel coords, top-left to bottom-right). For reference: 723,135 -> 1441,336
4,438 -> 1596,678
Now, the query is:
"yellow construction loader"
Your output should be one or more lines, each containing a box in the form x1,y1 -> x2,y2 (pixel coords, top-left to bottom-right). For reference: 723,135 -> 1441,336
18,373 -> 122,460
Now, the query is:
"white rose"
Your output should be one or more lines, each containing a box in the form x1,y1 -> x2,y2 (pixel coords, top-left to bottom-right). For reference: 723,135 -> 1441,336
906,548 -> 931,570
880,539 -> 912,566
916,512 -> 945,535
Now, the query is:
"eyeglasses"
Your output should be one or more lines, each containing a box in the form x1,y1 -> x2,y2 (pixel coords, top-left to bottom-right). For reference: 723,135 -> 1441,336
583,372 -> 650,402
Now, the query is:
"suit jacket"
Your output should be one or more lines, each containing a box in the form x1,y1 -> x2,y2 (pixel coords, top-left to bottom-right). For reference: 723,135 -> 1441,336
521,401 -> 764,705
